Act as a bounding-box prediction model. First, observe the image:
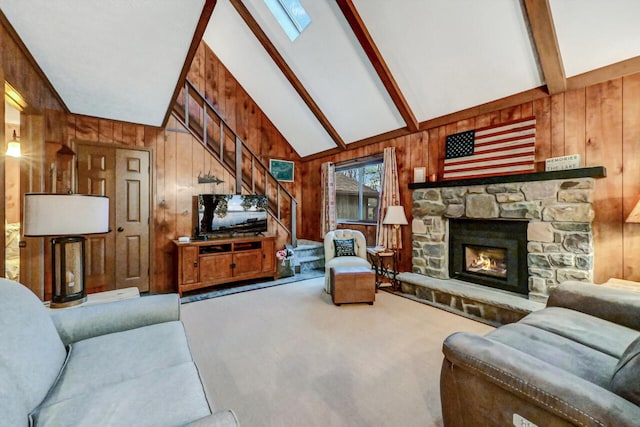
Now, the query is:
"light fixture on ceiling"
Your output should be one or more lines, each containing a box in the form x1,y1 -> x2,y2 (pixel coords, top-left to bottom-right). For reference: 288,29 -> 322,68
6,130 -> 21,158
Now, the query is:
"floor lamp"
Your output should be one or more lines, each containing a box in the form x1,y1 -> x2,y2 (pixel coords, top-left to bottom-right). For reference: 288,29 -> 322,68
23,194 -> 110,308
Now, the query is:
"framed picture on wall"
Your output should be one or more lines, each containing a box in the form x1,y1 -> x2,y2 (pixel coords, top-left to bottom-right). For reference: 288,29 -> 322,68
270,159 -> 295,182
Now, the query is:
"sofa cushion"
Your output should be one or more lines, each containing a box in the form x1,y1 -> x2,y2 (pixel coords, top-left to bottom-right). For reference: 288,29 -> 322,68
32,362 -> 211,427
334,238 -> 356,257
487,323 -> 619,388
42,321 -> 194,405
611,335 -> 640,405
0,279 -> 67,421
518,307 -> 639,359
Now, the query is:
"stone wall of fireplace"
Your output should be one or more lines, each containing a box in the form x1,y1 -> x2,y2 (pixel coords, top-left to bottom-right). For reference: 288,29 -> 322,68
411,178 -> 595,302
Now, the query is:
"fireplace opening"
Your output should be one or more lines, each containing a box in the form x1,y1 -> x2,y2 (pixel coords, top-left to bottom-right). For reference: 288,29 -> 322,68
464,245 -> 507,278
450,219 -> 528,295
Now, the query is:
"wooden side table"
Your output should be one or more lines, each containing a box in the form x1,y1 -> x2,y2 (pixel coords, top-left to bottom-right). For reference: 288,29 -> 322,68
367,247 -> 399,291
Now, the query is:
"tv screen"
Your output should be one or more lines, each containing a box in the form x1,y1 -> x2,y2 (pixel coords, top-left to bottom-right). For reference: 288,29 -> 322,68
198,194 -> 268,237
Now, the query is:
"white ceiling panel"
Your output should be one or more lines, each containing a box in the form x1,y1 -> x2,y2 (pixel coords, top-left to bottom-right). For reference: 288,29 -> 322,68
353,0 -> 543,122
242,0 -> 405,144
0,0 -> 204,127
549,0 -> 640,77
203,0 -> 335,157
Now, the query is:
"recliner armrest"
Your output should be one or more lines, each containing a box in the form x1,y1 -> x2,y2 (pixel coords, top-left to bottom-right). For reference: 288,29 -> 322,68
442,332 -> 640,427
547,281 -> 640,330
50,294 -> 180,345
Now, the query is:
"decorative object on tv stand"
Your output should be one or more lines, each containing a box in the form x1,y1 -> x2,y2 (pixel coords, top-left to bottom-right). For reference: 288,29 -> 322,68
23,193 -> 110,308
382,205 -> 408,250
6,129 -> 21,158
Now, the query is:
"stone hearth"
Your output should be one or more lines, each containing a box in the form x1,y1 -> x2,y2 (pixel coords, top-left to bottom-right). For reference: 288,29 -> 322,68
410,177 -> 596,303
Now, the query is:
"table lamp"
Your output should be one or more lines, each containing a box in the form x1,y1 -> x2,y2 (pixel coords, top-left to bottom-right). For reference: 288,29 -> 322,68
383,205 -> 408,250
23,193 -> 110,308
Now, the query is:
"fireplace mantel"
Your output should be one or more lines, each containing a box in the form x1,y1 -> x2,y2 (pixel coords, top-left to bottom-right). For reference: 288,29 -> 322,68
408,166 -> 606,189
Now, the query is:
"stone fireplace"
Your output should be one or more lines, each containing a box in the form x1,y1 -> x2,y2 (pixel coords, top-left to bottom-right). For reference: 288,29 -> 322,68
411,176 -> 597,303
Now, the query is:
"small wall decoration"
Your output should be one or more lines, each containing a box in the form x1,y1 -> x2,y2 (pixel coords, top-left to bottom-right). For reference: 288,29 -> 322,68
413,167 -> 426,183
545,154 -> 581,171
442,117 -> 536,180
270,159 -> 295,182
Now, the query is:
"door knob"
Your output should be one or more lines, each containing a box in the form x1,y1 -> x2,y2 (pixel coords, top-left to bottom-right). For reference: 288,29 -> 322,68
117,227 -> 124,232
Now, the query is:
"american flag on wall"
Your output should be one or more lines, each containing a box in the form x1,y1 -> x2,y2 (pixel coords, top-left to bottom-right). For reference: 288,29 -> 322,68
442,117 -> 536,180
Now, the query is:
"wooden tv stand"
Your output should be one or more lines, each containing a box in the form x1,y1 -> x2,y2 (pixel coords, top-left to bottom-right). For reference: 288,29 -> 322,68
173,235 -> 277,296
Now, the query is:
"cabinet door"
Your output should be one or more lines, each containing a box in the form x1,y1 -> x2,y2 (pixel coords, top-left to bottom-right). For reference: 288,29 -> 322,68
233,250 -> 262,277
262,239 -> 276,273
200,253 -> 234,282
180,246 -> 199,285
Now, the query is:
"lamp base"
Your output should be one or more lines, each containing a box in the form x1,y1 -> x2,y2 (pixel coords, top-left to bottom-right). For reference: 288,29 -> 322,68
51,236 -> 87,309
50,296 -> 87,309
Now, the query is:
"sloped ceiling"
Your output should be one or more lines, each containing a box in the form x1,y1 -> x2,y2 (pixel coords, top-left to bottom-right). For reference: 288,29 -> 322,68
3,1 -> 640,157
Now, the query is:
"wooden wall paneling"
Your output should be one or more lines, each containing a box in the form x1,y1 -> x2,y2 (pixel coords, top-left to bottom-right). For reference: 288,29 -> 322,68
500,105 -> 522,122
187,43 -> 205,91
224,68 -> 237,131
236,86 -> 250,143
75,116 -> 99,142
474,112 -> 492,129
550,92 -> 565,158
99,119 -> 114,144
521,101 -> 534,118
622,74 -> 640,280
564,88 -> 586,162
204,49 -> 219,109
135,125 -> 145,147
533,97 -> 551,169
427,128 -> 440,178
586,78 -> 624,283
113,122 -> 124,145
176,131 -> 194,237
122,123 -> 137,146
162,125 -> 178,292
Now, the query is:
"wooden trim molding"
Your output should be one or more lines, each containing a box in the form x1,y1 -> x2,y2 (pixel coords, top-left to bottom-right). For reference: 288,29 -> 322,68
228,0 -> 347,150
567,55 -> 640,90
336,0 -> 419,132
523,0 -> 566,94
162,0 -> 217,127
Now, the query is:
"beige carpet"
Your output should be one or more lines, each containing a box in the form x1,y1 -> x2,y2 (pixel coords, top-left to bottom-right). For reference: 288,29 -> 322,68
181,277 -> 493,427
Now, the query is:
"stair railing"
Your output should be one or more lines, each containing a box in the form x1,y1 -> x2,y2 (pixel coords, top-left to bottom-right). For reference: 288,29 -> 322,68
173,79 -> 297,247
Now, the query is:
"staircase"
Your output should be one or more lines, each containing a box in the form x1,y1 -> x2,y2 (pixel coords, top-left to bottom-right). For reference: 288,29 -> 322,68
173,80 -> 297,246
291,240 -> 325,274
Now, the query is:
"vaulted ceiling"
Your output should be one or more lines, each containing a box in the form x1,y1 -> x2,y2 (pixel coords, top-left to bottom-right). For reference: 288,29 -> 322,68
3,1 -> 640,158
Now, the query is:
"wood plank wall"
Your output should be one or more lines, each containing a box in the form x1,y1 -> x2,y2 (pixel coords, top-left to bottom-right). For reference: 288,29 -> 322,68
301,74 -> 640,284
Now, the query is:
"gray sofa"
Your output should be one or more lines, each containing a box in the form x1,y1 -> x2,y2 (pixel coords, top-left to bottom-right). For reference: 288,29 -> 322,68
0,278 -> 238,427
441,281 -> 640,426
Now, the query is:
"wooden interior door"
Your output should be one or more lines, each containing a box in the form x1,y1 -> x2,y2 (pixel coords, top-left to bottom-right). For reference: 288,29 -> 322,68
77,145 -> 116,293
77,144 -> 150,293
115,149 -> 150,291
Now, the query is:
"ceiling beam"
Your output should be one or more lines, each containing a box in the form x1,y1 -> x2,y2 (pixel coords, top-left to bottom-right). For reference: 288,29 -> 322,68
336,0 -> 419,132
229,0 -> 347,150
523,0 -> 566,94
162,0 -> 217,128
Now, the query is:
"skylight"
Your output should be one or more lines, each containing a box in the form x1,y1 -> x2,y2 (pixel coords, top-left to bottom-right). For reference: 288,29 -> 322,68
264,0 -> 311,42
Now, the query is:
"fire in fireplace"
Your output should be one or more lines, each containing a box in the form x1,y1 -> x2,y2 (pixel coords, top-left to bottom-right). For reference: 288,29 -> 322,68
464,245 -> 507,278
449,219 -> 528,295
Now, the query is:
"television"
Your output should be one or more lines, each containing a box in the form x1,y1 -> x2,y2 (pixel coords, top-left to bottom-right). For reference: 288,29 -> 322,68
197,194 -> 268,238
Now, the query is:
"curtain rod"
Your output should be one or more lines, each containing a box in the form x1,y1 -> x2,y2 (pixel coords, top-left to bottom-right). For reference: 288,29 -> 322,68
333,152 -> 383,169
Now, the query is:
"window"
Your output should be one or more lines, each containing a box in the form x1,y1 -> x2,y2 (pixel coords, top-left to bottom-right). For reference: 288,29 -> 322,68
264,0 -> 311,42
335,159 -> 383,223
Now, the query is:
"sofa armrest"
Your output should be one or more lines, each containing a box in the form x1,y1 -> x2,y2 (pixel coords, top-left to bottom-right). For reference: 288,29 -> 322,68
547,281 -> 640,330
441,332 -> 640,427
50,294 -> 180,345
185,410 -> 239,427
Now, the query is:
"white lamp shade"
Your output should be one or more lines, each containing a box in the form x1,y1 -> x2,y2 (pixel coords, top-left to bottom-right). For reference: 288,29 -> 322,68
383,205 -> 408,226
24,193 -> 110,236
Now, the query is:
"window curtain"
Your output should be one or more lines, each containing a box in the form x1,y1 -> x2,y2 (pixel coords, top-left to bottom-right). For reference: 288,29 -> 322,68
321,161 -> 336,238
377,147 -> 402,249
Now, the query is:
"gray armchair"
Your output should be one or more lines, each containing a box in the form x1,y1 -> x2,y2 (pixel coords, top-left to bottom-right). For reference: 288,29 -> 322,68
0,278 -> 238,426
324,229 -> 371,293
441,281 -> 640,426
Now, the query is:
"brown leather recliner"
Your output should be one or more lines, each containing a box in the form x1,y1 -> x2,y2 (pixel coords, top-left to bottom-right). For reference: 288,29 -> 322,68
441,281 -> 640,426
